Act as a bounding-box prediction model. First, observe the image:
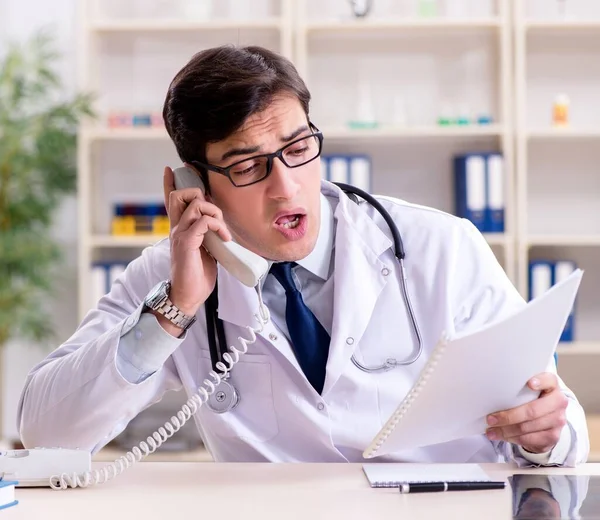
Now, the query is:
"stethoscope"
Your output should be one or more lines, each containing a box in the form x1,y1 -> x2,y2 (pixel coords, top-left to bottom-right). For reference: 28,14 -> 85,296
204,183 -> 424,413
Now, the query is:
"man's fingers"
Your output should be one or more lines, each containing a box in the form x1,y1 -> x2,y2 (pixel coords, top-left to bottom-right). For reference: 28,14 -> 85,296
176,199 -> 225,234
487,388 -> 568,428
168,187 -> 207,228
184,215 -> 232,243
487,409 -> 567,441
527,372 -> 559,393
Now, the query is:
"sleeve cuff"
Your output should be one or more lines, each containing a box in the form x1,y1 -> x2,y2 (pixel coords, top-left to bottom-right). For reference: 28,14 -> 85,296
515,424 -> 572,466
116,310 -> 187,384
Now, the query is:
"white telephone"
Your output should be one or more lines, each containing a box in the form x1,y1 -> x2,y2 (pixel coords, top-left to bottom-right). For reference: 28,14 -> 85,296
3,166 -> 272,490
172,166 -> 269,287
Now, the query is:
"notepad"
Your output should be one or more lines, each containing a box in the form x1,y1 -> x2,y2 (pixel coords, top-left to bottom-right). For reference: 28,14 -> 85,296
363,268 -> 583,459
363,463 -> 494,488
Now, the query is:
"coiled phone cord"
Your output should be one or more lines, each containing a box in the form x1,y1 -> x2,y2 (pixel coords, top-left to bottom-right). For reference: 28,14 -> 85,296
50,295 -> 271,490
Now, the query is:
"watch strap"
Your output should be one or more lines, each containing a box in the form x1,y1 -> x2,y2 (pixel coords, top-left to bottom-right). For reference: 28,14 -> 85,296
154,297 -> 197,331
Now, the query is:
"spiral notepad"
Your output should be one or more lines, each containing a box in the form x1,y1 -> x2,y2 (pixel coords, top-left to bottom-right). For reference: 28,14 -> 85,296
362,268 -> 583,459
362,463 -> 493,488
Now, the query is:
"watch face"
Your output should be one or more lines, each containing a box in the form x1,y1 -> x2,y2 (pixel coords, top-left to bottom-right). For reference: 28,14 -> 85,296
146,281 -> 169,309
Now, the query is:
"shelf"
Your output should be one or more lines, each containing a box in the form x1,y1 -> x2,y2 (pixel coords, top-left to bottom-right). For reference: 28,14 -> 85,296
90,235 -> 168,248
527,235 -> 600,246
90,18 -> 283,32
526,128 -> 600,140
84,127 -> 168,141
89,233 -> 507,249
525,20 -> 600,32
305,18 -> 502,32
84,125 -> 505,142
557,342 -> 600,356
94,445 -> 213,463
323,125 -> 504,140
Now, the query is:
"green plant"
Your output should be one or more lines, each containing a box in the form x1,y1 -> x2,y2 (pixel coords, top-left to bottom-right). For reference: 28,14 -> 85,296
0,29 -> 95,347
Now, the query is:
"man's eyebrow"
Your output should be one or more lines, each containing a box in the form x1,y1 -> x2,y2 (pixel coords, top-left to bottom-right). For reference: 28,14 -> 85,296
219,125 -> 310,162
281,125 -> 309,142
221,145 -> 261,162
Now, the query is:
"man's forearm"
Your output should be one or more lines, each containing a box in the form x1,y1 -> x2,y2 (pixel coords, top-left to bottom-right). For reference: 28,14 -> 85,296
18,313 -> 181,452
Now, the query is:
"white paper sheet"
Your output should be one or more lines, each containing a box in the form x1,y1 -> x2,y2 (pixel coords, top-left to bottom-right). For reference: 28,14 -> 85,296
363,269 -> 583,459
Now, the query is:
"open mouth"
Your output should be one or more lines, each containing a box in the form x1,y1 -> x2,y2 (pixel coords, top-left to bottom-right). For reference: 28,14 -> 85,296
276,214 -> 302,229
273,211 -> 308,240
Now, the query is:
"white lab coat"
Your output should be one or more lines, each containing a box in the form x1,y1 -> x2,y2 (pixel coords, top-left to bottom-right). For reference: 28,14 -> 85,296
17,182 -> 589,465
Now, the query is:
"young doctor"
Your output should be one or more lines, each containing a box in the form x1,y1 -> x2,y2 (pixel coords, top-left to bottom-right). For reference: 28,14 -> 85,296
18,45 -> 588,467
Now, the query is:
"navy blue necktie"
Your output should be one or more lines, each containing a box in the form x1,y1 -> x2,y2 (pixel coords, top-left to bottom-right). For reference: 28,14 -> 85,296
270,262 -> 330,394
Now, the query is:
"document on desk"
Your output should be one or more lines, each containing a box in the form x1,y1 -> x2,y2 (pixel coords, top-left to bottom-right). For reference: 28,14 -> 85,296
363,463 -> 494,487
363,268 -> 583,459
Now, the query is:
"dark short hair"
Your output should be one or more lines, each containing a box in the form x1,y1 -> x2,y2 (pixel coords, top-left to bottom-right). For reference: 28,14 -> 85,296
162,45 -> 311,191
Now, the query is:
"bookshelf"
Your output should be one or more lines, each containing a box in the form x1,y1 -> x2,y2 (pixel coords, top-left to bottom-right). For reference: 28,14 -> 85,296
514,0 -> 600,360
76,1 -> 600,356
294,0 -> 515,280
76,0 -> 294,319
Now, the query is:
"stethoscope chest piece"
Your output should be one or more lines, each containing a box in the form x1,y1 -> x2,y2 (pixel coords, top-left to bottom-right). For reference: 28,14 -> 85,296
207,380 -> 240,414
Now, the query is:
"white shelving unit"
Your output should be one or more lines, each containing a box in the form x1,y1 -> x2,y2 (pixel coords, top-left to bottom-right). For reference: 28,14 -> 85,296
76,0 -> 294,319
76,0 -> 600,355
294,0 -> 515,280
514,0 -> 600,359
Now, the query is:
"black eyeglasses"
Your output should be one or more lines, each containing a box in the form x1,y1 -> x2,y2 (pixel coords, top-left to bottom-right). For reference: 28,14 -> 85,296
190,123 -> 324,188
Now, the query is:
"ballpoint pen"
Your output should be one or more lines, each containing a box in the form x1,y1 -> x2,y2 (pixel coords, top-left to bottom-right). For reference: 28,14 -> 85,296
398,481 -> 506,493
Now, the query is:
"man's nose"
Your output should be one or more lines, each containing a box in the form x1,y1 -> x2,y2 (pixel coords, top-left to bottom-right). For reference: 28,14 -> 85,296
266,158 -> 300,200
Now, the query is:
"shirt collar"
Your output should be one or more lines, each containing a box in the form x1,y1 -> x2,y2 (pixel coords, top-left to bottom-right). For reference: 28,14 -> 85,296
296,192 -> 334,280
262,192 -> 334,284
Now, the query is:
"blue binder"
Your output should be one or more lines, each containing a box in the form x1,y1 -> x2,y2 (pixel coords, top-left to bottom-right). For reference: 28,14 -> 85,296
485,153 -> 505,233
454,154 -> 487,231
554,261 -> 577,343
529,260 -> 577,364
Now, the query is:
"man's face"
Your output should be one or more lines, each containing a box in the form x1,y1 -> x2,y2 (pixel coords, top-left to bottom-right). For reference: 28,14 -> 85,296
203,94 -> 322,262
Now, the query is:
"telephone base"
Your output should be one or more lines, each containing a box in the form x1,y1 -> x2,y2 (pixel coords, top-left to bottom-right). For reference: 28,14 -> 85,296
0,448 -> 91,487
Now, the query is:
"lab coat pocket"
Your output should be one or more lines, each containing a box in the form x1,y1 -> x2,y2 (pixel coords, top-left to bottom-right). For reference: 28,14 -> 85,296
196,351 -> 279,443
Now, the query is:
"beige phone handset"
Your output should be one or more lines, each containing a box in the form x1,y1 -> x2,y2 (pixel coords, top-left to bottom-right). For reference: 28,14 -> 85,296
172,166 -> 269,287
43,167 -> 272,491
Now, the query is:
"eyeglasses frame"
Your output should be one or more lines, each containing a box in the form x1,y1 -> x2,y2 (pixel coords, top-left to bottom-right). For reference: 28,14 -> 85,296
189,123 -> 324,187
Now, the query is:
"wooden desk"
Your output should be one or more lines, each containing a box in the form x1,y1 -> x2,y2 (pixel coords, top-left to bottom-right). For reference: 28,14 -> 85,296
4,462 -> 600,519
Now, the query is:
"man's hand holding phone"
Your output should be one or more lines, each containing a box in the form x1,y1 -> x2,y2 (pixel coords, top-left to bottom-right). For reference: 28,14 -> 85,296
155,166 -> 232,337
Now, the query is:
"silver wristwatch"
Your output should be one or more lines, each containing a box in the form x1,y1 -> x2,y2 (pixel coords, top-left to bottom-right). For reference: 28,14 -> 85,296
144,281 -> 197,331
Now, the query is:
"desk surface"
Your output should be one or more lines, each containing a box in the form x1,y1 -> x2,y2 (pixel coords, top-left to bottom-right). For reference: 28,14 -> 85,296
5,462 -> 600,519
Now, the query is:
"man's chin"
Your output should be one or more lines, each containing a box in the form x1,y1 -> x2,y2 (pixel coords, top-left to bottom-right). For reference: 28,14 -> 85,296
264,237 -> 317,263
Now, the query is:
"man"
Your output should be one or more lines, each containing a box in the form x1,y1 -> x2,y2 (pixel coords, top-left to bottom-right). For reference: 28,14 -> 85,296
17,45 -> 588,466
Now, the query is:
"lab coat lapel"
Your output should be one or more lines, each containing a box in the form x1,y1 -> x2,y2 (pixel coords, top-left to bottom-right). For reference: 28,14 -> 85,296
322,190 -> 393,396
216,265 -> 263,330
216,265 -> 303,371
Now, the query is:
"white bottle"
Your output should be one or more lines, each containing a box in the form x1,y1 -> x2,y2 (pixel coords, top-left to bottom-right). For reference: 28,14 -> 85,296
349,78 -> 378,129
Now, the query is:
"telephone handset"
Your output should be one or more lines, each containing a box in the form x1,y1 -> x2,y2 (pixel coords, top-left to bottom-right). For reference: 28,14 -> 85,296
34,168 -> 271,490
172,166 -> 268,288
